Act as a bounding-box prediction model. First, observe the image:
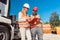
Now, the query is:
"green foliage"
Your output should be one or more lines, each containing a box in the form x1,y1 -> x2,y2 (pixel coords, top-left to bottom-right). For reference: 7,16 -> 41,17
59,20 -> 60,25
50,12 -> 60,28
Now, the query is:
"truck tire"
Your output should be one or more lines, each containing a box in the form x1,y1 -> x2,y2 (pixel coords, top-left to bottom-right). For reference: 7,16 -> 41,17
0,25 -> 10,40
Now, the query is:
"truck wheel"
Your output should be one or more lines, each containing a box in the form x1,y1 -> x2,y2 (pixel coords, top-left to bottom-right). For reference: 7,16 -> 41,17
0,25 -> 10,40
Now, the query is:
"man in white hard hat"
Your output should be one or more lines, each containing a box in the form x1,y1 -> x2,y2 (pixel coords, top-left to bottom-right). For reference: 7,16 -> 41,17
18,3 -> 31,40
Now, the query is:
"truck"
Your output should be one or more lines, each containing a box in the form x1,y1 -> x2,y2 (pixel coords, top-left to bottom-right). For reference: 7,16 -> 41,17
0,0 -> 19,40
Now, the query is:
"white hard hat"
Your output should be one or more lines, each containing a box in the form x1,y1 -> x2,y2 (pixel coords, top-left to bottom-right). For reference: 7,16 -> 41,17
23,3 -> 30,9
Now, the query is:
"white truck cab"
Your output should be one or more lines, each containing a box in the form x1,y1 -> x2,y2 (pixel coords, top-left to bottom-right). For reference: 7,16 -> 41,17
0,0 -> 19,40
0,0 -> 9,17
0,0 -> 11,24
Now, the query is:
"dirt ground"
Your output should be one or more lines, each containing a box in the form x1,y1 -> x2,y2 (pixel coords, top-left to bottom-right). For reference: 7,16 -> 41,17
43,34 -> 60,40
17,34 -> 60,40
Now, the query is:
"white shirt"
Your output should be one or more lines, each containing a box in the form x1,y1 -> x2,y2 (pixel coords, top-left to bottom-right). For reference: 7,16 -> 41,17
18,12 -> 27,22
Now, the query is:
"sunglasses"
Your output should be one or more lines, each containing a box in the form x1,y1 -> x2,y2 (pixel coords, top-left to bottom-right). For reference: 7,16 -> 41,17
24,7 -> 29,9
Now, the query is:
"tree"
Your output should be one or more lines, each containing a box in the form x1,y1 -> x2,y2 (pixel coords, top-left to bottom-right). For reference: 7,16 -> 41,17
59,20 -> 60,25
50,12 -> 59,28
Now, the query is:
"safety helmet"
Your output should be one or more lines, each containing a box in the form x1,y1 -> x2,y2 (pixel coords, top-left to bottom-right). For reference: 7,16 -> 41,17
23,3 -> 30,9
33,6 -> 38,12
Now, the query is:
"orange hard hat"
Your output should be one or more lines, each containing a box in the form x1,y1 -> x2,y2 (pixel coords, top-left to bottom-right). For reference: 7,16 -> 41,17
33,6 -> 38,12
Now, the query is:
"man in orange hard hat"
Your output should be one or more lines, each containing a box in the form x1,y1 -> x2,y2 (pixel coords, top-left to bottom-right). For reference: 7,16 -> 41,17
30,6 -> 43,40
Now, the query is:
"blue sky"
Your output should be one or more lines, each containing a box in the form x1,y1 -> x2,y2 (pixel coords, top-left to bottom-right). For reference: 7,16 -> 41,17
10,0 -> 60,23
